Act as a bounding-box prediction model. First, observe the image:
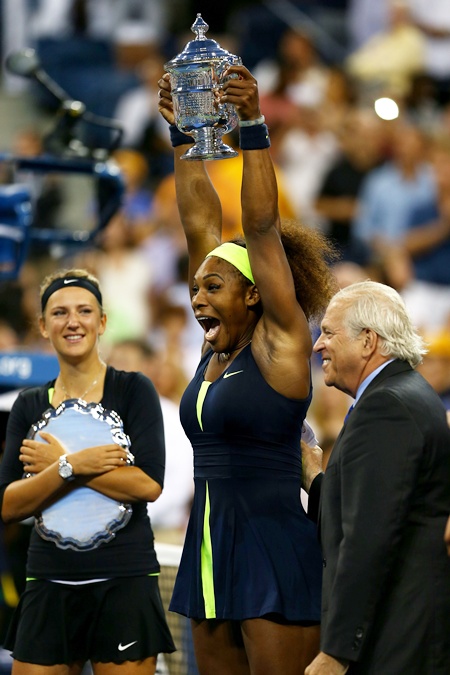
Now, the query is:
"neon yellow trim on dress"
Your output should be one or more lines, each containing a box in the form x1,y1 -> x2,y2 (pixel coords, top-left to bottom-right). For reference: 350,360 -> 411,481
48,387 -> 55,404
196,381 -> 211,431
1,573 -> 19,607
195,380 -> 216,617
201,481 -> 216,618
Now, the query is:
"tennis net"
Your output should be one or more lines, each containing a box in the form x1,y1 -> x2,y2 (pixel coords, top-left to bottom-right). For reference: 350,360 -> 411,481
155,542 -> 197,675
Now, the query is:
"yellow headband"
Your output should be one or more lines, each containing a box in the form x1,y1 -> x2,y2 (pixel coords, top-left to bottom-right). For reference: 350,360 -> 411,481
206,242 -> 255,284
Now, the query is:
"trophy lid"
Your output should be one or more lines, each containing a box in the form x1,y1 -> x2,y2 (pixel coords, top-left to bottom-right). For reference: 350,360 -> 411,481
165,14 -> 236,69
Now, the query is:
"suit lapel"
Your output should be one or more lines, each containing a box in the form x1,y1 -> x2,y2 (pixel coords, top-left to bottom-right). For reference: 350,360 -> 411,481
317,360 -> 412,526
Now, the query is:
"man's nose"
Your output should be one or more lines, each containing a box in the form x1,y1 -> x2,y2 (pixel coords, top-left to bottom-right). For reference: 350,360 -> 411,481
313,335 -> 323,352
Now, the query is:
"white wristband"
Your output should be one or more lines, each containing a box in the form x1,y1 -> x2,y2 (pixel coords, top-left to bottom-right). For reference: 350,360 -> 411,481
238,115 -> 266,127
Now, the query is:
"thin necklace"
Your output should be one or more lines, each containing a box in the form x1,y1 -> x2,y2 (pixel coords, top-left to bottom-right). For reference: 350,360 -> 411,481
59,364 -> 104,402
218,339 -> 252,364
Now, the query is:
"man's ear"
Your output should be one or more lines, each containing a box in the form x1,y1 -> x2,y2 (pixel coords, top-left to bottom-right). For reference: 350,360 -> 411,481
246,284 -> 261,307
361,328 -> 378,356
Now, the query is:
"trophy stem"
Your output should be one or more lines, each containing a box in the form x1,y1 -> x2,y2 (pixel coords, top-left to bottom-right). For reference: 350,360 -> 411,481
181,126 -> 238,161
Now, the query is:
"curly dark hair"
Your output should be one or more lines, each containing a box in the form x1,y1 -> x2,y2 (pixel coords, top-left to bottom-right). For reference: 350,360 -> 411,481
231,219 -> 339,324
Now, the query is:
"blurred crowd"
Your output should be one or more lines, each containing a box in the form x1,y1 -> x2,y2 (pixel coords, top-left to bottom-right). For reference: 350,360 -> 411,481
1,1 -> 450,636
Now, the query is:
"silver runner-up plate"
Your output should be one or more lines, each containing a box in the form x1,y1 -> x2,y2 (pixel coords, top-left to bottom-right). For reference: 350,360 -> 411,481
26,399 -> 134,551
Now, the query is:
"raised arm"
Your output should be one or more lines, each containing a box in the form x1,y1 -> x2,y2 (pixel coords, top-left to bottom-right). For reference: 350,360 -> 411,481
221,66 -> 312,395
158,73 -> 222,294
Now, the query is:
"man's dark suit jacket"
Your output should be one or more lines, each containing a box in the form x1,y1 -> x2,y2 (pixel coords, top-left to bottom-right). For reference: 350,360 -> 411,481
308,359 -> 450,674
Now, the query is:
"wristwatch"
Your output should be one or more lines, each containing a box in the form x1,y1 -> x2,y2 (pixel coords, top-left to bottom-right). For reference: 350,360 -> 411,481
58,454 -> 74,481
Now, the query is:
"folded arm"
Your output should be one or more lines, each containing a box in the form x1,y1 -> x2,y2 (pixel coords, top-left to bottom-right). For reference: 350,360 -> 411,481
2,432 -> 132,523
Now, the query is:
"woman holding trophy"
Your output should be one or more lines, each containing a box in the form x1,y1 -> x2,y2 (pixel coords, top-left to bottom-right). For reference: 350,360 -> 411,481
158,59 -> 337,674
0,269 -> 175,674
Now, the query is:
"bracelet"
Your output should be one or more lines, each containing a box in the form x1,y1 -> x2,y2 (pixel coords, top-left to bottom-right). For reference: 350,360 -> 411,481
238,115 -> 266,127
239,123 -> 271,151
169,124 -> 194,147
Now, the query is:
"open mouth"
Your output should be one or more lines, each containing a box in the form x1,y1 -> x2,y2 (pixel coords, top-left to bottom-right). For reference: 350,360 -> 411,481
197,316 -> 220,341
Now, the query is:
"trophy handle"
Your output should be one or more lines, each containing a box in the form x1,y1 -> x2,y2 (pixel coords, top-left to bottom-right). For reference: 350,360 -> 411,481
216,55 -> 242,137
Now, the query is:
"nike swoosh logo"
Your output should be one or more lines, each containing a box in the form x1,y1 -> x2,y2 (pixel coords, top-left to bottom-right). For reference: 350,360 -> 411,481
223,370 -> 244,379
63,279 -> 77,284
118,641 -> 138,651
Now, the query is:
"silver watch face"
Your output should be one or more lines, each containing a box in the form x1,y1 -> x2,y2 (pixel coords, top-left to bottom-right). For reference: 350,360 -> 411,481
58,460 -> 73,479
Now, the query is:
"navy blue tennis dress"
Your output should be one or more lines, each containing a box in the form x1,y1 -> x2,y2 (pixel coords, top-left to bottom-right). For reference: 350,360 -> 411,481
169,344 -> 322,621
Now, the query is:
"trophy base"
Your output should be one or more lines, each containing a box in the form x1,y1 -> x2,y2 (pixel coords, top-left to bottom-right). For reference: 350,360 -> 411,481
181,142 -> 238,161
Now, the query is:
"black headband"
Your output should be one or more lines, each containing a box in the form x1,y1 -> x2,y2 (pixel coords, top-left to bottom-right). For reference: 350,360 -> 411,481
41,277 -> 103,312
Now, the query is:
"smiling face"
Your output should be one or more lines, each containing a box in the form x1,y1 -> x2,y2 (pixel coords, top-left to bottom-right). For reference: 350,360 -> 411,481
313,299 -> 367,397
191,256 -> 259,354
39,286 -> 106,362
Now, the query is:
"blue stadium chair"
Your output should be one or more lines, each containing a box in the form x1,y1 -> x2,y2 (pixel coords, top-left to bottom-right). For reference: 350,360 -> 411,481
0,185 -> 32,282
0,154 -> 124,282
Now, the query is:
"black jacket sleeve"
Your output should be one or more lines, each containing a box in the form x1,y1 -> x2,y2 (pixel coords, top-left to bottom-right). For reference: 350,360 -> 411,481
307,472 -> 323,524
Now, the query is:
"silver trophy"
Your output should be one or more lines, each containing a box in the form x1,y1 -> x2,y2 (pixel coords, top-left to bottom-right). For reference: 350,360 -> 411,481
165,14 -> 242,160
26,400 -> 134,551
